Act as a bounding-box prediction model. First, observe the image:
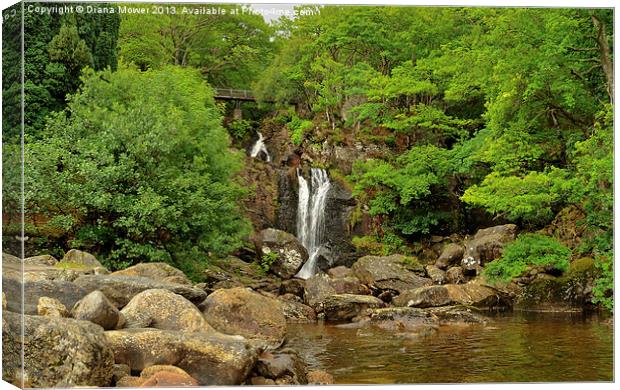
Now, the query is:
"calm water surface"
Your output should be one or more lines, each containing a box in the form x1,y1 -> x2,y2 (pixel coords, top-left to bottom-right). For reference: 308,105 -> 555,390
285,312 -> 613,384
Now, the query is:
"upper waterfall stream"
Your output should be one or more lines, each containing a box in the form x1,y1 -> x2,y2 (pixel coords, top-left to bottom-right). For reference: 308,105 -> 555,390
250,132 -> 271,162
295,168 -> 331,279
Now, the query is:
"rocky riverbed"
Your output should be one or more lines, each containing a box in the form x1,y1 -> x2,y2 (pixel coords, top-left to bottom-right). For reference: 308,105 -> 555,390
1,223 -> 606,387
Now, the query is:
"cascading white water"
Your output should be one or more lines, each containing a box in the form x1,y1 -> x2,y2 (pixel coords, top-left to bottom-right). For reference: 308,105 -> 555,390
295,167 -> 331,279
250,132 -> 271,162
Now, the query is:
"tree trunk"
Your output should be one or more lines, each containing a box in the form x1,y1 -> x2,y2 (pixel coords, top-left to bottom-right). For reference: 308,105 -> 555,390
592,15 -> 614,104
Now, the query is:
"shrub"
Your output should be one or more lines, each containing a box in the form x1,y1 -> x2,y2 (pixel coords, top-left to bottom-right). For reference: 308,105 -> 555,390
228,119 -> 253,140
25,66 -> 251,270
260,251 -> 279,272
483,233 -> 571,282
288,115 -> 313,145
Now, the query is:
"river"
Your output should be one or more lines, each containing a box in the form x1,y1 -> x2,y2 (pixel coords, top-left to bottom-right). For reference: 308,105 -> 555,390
285,311 -> 613,383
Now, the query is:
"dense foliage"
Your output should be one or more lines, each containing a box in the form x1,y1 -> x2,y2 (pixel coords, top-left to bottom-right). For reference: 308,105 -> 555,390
257,7 -> 613,309
483,234 -> 572,282
2,5 -> 613,309
24,66 -> 250,270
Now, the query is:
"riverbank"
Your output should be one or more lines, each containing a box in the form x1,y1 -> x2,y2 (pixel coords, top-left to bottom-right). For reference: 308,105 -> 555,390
2,236 -> 612,387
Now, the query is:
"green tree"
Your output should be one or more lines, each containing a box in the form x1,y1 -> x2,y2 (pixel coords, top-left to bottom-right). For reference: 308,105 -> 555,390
25,66 -> 251,269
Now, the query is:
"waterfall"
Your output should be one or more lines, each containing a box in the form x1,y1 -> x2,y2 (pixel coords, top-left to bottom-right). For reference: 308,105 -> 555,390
295,167 -> 331,279
250,132 -> 271,162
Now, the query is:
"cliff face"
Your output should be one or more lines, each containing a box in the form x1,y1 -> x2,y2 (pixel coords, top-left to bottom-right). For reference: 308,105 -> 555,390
239,118 -> 374,269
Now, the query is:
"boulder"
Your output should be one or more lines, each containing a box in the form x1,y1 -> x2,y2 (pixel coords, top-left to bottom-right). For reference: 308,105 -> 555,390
278,298 -> 317,323
393,283 -> 509,309
462,224 -> 517,271
120,289 -> 213,333
2,311 -> 114,387
2,277 -> 88,315
279,278 -> 306,298
105,328 -> 258,385
111,262 -> 192,286
71,290 -> 121,330
322,294 -> 385,322
425,265 -> 446,285
307,370 -> 335,385
352,254 -> 431,293
37,296 -> 68,318
330,276 -> 368,295
202,287 -> 287,349
259,228 -> 308,278
72,274 -> 207,308
515,257 -> 597,311
116,376 -> 144,387
2,252 -> 20,264
249,376 -> 276,385
112,363 -> 131,384
24,254 -> 58,267
2,291 -> 6,310
255,349 -> 308,384
427,305 -> 489,324
327,266 -> 353,278
139,365 -> 199,387
446,266 -> 466,284
435,243 -> 464,269
304,273 -> 337,309
303,272 -> 369,310
363,307 -> 438,333
60,249 -> 105,269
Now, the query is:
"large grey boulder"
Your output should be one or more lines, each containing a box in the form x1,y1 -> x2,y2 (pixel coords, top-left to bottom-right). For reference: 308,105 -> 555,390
462,224 -> 517,271
2,311 -> 114,387
24,255 -> 58,267
363,307 -> 439,333
322,294 -> 385,322
352,254 -> 432,293
259,228 -> 308,279
2,276 -> 88,315
278,298 -> 317,323
60,249 -> 105,269
111,262 -> 192,285
393,283 -> 509,309
435,243 -> 464,269
72,274 -> 207,308
202,287 -> 287,349
120,289 -> 214,332
105,328 -> 258,385
71,290 -> 121,330
254,348 -> 308,385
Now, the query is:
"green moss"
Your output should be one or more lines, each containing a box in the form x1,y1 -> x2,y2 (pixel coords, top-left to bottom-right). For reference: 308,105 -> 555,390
568,257 -> 596,275
53,261 -> 90,271
401,255 -> 424,273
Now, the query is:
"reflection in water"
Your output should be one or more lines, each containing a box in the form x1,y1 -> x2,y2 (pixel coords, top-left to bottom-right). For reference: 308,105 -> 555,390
285,312 -> 613,384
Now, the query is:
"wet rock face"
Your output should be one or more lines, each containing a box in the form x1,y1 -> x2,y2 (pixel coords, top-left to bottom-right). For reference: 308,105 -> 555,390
462,224 -> 517,271
259,228 -> 308,279
105,328 -> 258,385
352,254 -> 432,294
2,311 -> 115,388
275,167 -> 359,271
240,157 -> 280,231
201,287 -> 287,349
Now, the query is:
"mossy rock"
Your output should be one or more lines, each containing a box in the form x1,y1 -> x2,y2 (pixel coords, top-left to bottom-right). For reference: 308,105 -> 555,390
568,257 -> 596,276
515,271 -> 595,312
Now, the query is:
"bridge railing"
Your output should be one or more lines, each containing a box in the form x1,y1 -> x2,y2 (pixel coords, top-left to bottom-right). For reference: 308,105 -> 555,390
213,88 -> 255,100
